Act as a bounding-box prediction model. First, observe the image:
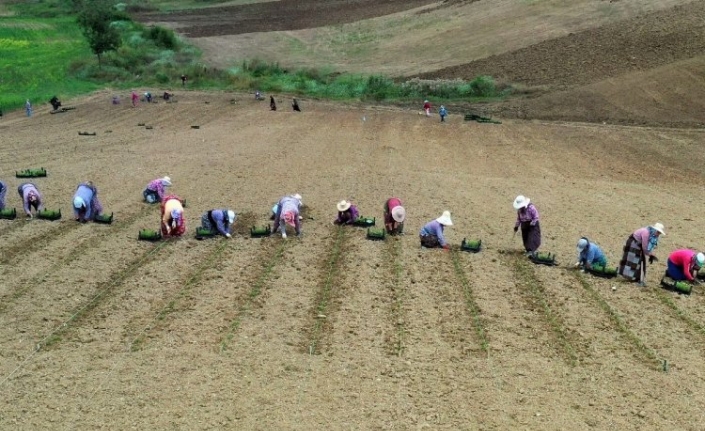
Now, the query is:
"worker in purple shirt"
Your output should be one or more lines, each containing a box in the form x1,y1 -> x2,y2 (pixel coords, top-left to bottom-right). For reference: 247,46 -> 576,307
17,183 -> 43,218
333,200 -> 359,225
419,210 -> 453,250
200,209 -> 236,238
0,180 -> 7,210
272,194 -> 302,239
73,181 -> 103,222
513,195 -> 541,256
143,176 -> 172,204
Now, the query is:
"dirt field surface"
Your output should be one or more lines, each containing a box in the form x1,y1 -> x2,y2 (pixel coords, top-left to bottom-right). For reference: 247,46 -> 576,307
1,91 -> 705,429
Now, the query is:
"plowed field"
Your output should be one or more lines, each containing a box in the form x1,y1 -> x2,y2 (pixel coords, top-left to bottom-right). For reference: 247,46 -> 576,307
1,92 -> 705,429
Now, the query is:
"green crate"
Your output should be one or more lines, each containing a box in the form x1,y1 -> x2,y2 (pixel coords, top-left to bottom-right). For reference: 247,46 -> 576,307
460,238 -> 482,253
0,208 -> 17,220
15,167 -> 47,178
587,264 -> 618,278
530,251 -> 557,266
94,212 -> 114,224
196,227 -> 217,239
251,225 -> 272,238
366,227 -> 386,241
138,229 -> 162,242
660,276 -> 692,295
37,209 -> 61,221
353,216 -> 375,227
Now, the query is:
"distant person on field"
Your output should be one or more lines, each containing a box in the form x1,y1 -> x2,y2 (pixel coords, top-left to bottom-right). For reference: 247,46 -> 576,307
333,200 -> 359,226
0,180 -> 7,210
255,90 -> 264,101
161,194 -> 186,237
181,74 -> 187,87
383,197 -> 405,235
49,96 -> 61,111
25,99 -> 32,117
143,176 -> 172,204
72,181 -> 103,223
17,183 -> 43,218
423,100 -> 431,117
272,193 -> 303,238
665,249 -> 704,282
200,209 -> 236,238
131,91 -> 139,107
292,98 -> 301,112
420,211 -> 453,250
513,195 -> 541,256
112,95 -> 120,105
163,92 -> 171,101
574,237 -> 607,270
439,105 -> 448,122
270,95 -> 277,111
144,92 -> 152,103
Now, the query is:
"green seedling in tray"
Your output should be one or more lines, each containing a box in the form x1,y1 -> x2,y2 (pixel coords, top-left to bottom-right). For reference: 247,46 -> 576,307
0,208 -> 17,220
366,227 -> 386,241
37,209 -> 61,221
661,276 -> 692,295
16,167 -> 47,178
138,229 -> 162,241
530,251 -> 557,266
353,216 -> 375,227
460,238 -> 482,253
94,212 -> 113,224
587,264 -> 618,278
251,225 -> 272,238
196,227 -> 216,239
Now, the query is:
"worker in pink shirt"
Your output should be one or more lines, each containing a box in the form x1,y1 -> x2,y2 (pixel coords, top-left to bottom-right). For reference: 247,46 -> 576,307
666,249 -> 705,282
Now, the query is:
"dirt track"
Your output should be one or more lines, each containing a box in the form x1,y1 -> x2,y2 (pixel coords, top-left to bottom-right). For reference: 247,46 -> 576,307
1,91 -> 705,429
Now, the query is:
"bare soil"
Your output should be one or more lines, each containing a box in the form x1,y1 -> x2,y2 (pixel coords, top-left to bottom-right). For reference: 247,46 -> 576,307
1,91 -> 705,429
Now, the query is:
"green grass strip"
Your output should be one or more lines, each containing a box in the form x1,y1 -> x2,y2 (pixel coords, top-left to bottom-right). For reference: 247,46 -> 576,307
512,255 -> 578,365
42,240 -> 172,349
308,227 -> 347,355
384,237 -> 406,356
219,241 -> 288,352
450,250 -> 489,352
573,272 -> 663,370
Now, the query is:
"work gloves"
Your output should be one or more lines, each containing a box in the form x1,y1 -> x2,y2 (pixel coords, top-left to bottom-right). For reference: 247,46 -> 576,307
513,226 -> 519,233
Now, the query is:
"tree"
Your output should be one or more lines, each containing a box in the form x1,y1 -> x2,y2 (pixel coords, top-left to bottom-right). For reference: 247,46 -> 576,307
76,1 -> 121,67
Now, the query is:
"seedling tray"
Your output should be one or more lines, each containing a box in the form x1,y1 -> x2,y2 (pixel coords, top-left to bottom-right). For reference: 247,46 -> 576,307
464,113 -> 502,124
586,265 -> 618,279
366,227 -> 386,241
353,216 -> 375,227
16,167 -> 47,178
196,227 -> 217,240
460,238 -> 482,253
251,225 -> 272,238
529,251 -> 557,266
94,212 -> 114,224
138,229 -> 162,242
37,209 -> 61,221
660,276 -> 692,295
0,208 -> 17,220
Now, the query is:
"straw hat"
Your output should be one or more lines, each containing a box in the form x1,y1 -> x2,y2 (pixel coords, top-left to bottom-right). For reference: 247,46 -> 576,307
391,206 -> 406,223
336,200 -> 351,212
651,222 -> 665,235
73,196 -> 85,209
436,210 -> 453,226
513,195 -> 530,210
576,238 -> 588,252
161,176 -> 172,187
227,210 -> 236,224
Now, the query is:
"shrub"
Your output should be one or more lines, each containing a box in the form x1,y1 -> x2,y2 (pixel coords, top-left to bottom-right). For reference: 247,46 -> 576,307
145,26 -> 177,50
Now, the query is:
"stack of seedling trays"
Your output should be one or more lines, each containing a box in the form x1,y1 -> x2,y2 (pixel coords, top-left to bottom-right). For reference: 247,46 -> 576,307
16,167 -> 47,178
195,227 -> 217,240
660,276 -> 693,295
250,225 -> 272,238
529,251 -> 557,266
586,264 -> 618,279
0,208 -> 17,220
366,227 -> 386,241
460,238 -> 482,253
37,209 -> 61,221
353,216 -> 375,227
94,213 -> 114,224
138,229 -> 162,242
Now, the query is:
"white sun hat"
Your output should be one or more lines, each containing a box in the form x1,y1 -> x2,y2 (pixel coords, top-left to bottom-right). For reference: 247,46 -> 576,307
652,222 -> 666,235
436,210 -> 453,226
577,238 -> 588,252
391,206 -> 406,223
162,176 -> 172,187
336,200 -> 351,212
227,210 -> 236,224
73,196 -> 85,209
513,195 -> 530,210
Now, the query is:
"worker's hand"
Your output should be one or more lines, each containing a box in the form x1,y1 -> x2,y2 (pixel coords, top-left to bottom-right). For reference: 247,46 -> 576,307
442,244 -> 450,251
649,255 -> 658,264
225,233 -> 231,238
513,226 -> 519,233
573,262 -> 581,268
26,213 -> 32,219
